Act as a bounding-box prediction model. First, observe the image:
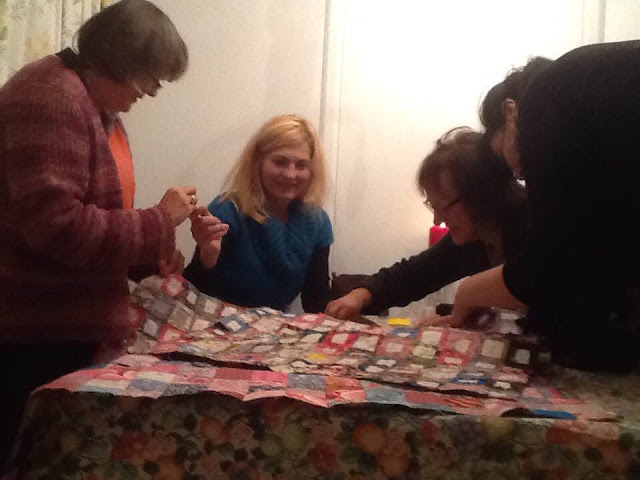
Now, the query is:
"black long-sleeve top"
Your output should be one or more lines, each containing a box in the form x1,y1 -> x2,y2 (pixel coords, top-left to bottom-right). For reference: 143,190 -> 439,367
359,202 -> 527,314
504,41 -> 640,310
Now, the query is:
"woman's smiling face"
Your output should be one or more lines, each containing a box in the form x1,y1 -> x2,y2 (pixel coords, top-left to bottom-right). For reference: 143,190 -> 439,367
260,143 -> 312,209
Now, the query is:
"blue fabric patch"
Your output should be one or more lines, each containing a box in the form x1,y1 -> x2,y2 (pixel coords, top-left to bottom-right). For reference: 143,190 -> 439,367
530,409 -> 576,419
364,386 -> 406,404
128,378 -> 168,392
76,384 -> 124,395
288,374 -> 326,391
390,327 -> 419,338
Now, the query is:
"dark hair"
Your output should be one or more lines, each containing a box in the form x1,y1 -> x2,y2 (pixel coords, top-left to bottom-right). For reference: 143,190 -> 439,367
479,56 -> 553,138
417,127 -> 525,228
76,0 -> 188,83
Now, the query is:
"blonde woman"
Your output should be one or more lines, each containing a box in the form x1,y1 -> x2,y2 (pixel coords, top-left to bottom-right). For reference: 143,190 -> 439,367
184,114 -> 333,312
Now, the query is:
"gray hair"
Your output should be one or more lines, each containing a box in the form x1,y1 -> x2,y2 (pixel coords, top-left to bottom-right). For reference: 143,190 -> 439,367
76,0 -> 188,82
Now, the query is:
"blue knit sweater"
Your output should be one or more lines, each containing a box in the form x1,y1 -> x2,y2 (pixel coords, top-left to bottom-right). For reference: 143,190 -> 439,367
184,197 -> 333,310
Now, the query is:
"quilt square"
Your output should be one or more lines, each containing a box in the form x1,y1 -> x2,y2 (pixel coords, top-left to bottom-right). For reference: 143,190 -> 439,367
208,379 -> 250,398
419,328 -> 444,346
128,378 -> 169,393
318,331 -> 357,352
288,313 -> 323,330
78,379 -> 131,395
168,303 -> 194,331
145,297 -> 173,322
193,296 -> 222,317
439,329 -> 481,366
161,275 -> 186,297
288,373 -> 326,391
219,315 -> 250,333
479,336 -> 508,360
352,334 -> 380,352
157,324 -> 188,344
376,336 -> 413,358
252,317 -> 283,333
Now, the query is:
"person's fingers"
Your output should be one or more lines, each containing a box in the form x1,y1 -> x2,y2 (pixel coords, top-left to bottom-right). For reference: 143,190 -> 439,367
174,263 -> 185,275
159,187 -> 198,227
197,216 -> 222,227
325,301 -> 337,317
158,250 -> 185,277
197,223 -> 228,238
171,250 -> 185,275
340,306 -> 357,320
327,302 -> 350,320
192,222 -> 227,242
207,224 -> 229,236
335,307 -> 349,320
420,315 -> 444,327
190,206 -> 210,220
177,188 -> 196,210
421,314 -> 460,327
158,259 -> 169,278
447,315 -> 465,328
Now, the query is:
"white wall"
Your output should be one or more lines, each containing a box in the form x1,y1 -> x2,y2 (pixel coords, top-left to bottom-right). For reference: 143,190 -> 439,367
603,0 -> 640,41
123,0 -> 327,262
327,0 -> 598,276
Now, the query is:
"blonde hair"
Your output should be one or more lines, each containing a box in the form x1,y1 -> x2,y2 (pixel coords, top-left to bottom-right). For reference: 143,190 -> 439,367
222,114 -> 327,223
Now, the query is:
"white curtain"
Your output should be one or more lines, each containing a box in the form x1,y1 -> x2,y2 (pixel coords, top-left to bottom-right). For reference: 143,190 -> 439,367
0,0 -> 114,84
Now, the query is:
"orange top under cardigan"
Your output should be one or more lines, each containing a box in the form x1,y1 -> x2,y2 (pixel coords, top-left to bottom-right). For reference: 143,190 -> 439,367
108,120 -> 135,210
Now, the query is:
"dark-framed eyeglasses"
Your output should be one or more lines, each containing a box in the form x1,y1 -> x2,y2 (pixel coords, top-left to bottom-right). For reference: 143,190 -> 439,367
128,75 -> 162,97
423,197 -> 460,213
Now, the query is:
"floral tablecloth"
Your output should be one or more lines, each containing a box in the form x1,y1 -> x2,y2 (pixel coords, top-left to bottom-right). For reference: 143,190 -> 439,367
10,355 -> 640,480
10,276 -> 640,479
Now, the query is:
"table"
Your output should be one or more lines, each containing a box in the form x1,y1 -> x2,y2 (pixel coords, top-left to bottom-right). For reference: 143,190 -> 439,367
11,362 -> 640,480
10,276 -> 640,479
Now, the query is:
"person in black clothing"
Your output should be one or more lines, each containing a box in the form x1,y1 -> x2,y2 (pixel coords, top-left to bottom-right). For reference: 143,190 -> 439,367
479,57 -> 553,179
450,41 -> 640,372
325,127 -> 526,320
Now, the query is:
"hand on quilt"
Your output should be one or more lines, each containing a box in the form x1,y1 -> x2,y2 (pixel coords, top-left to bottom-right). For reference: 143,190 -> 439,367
159,249 -> 185,277
325,288 -> 372,320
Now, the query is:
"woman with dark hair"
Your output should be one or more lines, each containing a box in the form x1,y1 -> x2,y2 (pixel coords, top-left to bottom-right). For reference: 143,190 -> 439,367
325,127 -> 526,321
479,56 -> 553,179
0,0 -> 193,464
447,42 -> 640,372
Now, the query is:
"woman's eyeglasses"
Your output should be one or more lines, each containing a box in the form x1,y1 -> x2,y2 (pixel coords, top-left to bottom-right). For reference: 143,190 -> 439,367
128,75 -> 162,97
423,197 -> 460,213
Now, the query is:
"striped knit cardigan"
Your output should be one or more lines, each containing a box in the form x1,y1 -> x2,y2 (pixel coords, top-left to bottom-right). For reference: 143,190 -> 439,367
0,55 -> 175,342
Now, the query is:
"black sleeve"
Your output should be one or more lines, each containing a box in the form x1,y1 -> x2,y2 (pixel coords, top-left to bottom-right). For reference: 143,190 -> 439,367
182,247 -> 213,294
359,233 -> 490,314
504,43 -> 640,307
301,245 -> 331,313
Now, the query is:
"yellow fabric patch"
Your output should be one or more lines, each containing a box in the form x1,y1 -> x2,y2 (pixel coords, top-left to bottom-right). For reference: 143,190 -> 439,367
387,317 -> 411,326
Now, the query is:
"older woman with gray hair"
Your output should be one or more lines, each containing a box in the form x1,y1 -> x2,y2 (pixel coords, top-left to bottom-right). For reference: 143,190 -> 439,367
0,0 -> 196,464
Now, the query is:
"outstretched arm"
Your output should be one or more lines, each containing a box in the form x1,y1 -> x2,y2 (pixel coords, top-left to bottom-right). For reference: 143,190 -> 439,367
446,265 -> 527,326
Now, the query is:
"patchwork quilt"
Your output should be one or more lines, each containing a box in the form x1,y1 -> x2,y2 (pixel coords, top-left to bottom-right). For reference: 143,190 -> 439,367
128,276 -> 538,400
